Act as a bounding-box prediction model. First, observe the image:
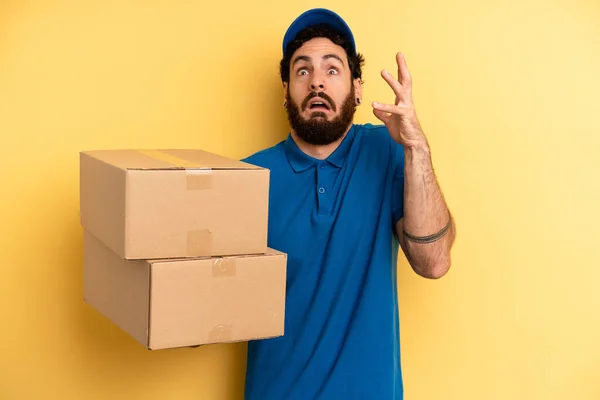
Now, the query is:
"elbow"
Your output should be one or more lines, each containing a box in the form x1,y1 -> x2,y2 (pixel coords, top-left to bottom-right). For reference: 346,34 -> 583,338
412,256 -> 451,280
402,231 -> 455,280
425,259 -> 451,279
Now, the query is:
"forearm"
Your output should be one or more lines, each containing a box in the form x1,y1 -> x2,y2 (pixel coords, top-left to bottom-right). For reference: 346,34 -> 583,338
399,140 -> 455,279
370,51 -> 454,277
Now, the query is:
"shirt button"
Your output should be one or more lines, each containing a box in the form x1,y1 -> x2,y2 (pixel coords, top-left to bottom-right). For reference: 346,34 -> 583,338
318,187 -> 325,194
320,165 -> 326,169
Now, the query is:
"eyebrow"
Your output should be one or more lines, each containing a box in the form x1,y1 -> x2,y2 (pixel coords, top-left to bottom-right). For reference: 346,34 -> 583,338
291,55 -> 311,68
323,54 -> 344,66
291,53 -> 346,68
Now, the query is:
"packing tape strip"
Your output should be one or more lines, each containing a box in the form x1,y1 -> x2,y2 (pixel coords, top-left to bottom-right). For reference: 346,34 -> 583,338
212,258 -> 237,277
136,149 -> 203,168
136,150 -> 212,190
185,169 -> 212,191
187,229 -> 212,256
208,324 -> 233,342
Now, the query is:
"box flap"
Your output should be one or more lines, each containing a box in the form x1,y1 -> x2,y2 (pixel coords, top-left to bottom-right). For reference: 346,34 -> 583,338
80,149 -> 262,171
147,247 -> 284,265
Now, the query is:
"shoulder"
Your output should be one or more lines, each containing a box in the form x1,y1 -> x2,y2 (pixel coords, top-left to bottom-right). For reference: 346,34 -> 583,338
353,123 -> 396,149
354,122 -> 390,137
352,123 -> 404,164
241,141 -> 286,169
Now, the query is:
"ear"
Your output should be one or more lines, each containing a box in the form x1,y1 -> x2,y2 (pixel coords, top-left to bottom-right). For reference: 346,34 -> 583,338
353,78 -> 363,104
281,82 -> 290,108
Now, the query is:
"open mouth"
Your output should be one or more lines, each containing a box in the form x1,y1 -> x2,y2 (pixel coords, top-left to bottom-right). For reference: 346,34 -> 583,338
307,101 -> 331,111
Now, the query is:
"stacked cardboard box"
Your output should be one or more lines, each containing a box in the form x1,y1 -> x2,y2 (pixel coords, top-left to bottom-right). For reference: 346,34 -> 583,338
79,149 -> 287,350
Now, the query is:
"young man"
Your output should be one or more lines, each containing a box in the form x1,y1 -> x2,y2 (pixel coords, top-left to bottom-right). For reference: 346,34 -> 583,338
242,8 -> 456,400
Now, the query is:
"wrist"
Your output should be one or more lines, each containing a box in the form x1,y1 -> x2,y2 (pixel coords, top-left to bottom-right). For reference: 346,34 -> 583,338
404,138 -> 430,161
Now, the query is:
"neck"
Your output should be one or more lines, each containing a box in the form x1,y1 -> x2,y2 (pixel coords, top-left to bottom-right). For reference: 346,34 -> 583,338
290,125 -> 352,160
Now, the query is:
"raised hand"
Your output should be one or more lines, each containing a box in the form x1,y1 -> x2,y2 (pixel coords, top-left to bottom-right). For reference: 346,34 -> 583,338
372,52 -> 427,149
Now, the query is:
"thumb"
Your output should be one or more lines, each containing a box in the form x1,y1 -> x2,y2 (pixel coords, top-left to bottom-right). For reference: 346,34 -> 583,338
372,108 -> 390,125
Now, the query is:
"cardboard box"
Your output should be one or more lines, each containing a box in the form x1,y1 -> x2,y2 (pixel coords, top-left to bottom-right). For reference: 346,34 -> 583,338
80,149 -> 269,259
83,231 -> 287,350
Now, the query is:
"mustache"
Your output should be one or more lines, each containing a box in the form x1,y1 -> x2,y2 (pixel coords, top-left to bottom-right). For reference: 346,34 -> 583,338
301,92 -> 337,112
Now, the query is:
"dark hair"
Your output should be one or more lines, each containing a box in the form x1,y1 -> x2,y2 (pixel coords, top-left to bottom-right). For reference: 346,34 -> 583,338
279,24 -> 365,84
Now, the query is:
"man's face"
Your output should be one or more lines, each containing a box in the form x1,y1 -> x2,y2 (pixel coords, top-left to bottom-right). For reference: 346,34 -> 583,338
284,37 -> 360,146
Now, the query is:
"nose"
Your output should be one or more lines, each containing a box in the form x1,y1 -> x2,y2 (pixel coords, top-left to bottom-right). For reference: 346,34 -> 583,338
311,81 -> 325,91
310,73 -> 325,91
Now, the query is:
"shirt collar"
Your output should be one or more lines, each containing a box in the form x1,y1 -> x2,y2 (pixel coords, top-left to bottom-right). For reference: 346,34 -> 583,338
284,125 -> 356,172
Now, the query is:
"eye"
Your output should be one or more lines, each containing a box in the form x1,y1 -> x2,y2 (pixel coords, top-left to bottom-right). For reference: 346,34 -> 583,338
297,68 -> 309,76
328,68 -> 339,75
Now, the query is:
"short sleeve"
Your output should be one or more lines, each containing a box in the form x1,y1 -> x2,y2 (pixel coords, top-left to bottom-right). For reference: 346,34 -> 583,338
391,140 -> 405,225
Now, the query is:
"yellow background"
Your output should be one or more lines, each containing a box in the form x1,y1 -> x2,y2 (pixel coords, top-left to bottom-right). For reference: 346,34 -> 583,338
1,0 -> 599,399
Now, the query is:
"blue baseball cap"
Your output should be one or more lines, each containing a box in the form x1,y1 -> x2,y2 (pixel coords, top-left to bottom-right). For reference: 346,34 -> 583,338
282,8 -> 356,56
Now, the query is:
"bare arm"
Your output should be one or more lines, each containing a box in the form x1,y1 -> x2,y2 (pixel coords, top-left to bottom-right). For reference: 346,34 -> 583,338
395,142 -> 455,279
372,52 -> 455,279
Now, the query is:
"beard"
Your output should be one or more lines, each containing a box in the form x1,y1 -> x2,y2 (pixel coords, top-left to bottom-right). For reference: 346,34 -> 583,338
285,86 -> 357,146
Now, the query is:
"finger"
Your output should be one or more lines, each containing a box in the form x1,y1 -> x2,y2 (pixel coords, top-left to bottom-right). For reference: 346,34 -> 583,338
372,101 -> 412,116
381,69 -> 409,103
372,107 -> 391,125
396,52 -> 412,90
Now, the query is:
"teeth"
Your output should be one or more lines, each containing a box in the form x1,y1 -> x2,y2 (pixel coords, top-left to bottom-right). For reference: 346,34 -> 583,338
309,100 -> 328,109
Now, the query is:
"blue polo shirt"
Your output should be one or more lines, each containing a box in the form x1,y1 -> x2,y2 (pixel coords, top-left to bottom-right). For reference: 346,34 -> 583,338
242,123 -> 405,400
